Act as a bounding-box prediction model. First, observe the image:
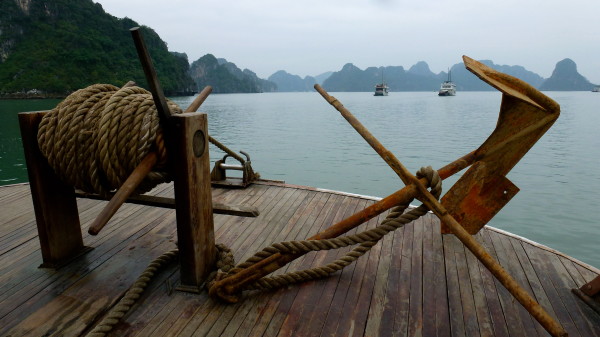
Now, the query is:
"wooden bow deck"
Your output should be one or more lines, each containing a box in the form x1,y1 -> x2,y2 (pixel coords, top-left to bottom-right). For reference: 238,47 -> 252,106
1,181 -> 599,336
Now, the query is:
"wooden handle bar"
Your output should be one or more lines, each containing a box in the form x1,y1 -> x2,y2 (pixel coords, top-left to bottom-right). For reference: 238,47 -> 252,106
185,86 -> 213,113
88,152 -> 158,235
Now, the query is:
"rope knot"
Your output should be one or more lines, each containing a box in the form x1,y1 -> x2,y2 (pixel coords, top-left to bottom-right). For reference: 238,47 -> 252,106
416,165 -> 442,199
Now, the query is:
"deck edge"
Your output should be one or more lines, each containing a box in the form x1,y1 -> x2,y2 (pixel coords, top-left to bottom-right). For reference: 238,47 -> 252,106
485,225 -> 600,274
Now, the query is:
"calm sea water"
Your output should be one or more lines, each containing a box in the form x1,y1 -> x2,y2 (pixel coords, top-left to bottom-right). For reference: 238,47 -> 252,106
1,91 -> 599,268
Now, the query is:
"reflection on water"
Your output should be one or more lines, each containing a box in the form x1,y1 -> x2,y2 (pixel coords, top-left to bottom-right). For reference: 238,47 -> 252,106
1,92 -> 599,268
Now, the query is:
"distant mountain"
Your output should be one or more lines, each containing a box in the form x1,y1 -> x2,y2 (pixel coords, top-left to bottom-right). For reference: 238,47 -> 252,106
268,70 -> 316,92
321,59 -> 552,92
449,60 -> 545,91
314,72 -> 333,85
408,61 -> 437,78
323,63 -> 440,92
539,59 -> 595,91
0,0 -> 195,97
189,54 -> 276,93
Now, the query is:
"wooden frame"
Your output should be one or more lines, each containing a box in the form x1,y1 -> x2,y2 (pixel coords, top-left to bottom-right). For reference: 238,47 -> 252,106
18,110 -> 217,291
18,111 -> 92,268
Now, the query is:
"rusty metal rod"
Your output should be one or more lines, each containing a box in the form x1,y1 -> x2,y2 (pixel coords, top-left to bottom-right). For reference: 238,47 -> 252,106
315,85 -> 567,337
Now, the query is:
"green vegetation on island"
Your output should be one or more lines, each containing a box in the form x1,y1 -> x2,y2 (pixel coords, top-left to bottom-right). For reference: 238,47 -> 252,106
189,54 -> 276,94
0,0 -> 194,97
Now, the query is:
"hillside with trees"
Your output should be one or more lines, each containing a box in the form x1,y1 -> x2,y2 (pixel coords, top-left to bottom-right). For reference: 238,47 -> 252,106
189,54 -> 276,93
0,0 -> 195,97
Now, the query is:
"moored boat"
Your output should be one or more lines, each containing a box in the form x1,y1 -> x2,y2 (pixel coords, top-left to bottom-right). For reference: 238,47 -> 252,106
374,83 -> 389,96
374,68 -> 389,96
438,70 -> 456,96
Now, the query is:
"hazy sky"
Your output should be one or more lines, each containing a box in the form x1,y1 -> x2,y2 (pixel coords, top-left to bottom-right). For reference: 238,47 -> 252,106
93,0 -> 600,84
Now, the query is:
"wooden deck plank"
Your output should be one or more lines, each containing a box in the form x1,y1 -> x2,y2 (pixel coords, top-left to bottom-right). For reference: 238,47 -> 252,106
523,241 -> 600,337
407,216 -> 425,337
361,207 -> 397,337
391,217 -> 415,337
463,234 -> 494,337
451,232 -> 481,337
0,184 -> 176,331
507,235 -> 561,329
421,214 -> 437,337
470,231 -> 510,337
168,186 -> 285,337
478,229 -> 530,337
300,198 -> 368,337
210,190 -> 326,337
0,196 -> 159,301
273,194 -> 359,337
231,191 -> 321,337
372,210 -> 407,337
307,198 -> 368,335
252,191 -> 340,337
431,218 -> 451,337
0,206 -> 175,334
203,189 -> 311,337
493,232 -> 546,336
521,240 -> 584,337
443,234 -> 467,337
178,189 -> 336,336
1,183 -> 599,336
4,217 -> 178,336
558,256 -> 589,288
329,207 -> 389,337
219,190 -> 329,337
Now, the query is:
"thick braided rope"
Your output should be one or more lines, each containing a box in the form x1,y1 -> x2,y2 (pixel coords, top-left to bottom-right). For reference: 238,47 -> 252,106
209,166 -> 442,295
37,84 -> 182,195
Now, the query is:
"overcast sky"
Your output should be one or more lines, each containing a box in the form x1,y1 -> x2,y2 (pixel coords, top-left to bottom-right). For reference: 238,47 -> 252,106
93,0 -> 600,84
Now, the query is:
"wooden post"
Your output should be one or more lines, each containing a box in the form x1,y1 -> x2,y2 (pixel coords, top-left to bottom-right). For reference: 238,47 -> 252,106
171,112 -> 216,292
18,111 -> 91,268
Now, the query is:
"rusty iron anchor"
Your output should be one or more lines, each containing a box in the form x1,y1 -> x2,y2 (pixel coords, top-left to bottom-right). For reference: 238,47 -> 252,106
210,56 -> 566,336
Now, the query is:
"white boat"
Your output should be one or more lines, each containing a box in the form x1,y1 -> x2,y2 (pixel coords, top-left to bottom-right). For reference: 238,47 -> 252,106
374,69 -> 389,96
438,70 -> 456,96
374,83 -> 389,96
592,86 -> 600,92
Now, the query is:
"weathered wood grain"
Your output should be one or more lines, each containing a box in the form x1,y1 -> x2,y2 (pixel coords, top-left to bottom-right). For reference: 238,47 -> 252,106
1,182 -> 599,336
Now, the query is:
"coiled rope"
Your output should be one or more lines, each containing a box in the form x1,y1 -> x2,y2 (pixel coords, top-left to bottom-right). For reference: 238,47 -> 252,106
37,84 -> 182,195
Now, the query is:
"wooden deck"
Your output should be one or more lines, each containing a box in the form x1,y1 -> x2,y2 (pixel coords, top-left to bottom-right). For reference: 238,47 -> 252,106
1,181 -> 599,336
